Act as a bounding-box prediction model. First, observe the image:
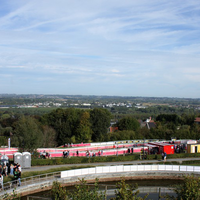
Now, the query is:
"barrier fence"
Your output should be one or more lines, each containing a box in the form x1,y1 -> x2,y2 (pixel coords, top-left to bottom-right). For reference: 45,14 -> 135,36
61,164 -> 200,178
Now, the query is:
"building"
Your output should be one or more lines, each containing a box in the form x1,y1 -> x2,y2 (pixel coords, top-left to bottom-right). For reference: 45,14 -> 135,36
194,117 -> 200,124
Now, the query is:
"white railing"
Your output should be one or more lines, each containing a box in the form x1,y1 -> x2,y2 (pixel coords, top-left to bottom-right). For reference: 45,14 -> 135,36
61,164 -> 200,178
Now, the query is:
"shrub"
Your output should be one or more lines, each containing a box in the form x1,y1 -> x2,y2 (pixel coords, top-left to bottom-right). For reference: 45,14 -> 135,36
31,153 -> 200,166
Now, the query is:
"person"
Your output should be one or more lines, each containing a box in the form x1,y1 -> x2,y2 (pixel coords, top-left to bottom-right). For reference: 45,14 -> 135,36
3,165 -> 8,177
164,152 -> 167,161
162,152 -> 164,160
18,164 -> 22,173
10,164 -> 14,175
76,150 -> 79,157
46,152 -> 49,159
63,150 -> 67,158
13,168 -> 19,185
0,174 -> 3,190
17,168 -> 21,186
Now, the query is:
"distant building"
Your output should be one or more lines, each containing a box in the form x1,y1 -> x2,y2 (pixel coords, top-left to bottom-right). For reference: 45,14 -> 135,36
109,126 -> 118,133
194,117 -> 200,124
140,117 -> 156,129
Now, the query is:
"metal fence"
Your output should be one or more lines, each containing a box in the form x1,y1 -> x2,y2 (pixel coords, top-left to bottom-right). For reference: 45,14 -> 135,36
1,171 -> 60,192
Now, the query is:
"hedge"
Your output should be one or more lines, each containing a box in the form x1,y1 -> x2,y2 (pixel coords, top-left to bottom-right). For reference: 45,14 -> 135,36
31,153 -> 200,166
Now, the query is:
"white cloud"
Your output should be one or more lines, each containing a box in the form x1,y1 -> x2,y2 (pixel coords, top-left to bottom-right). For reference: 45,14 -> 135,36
0,0 -> 200,97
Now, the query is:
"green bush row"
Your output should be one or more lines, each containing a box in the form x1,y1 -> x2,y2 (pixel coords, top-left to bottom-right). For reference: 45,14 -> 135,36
31,153 -> 200,166
31,154 -> 140,166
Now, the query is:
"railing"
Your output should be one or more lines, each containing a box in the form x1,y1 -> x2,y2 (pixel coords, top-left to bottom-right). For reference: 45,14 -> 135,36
61,164 -> 200,178
1,164 -> 200,195
1,171 -> 60,192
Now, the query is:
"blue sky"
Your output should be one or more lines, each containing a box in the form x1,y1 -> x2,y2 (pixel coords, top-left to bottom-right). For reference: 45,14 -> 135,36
0,0 -> 200,98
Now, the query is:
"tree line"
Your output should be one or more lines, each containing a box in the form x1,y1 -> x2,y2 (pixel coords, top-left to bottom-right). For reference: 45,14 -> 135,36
0,107 -> 200,152
0,108 -> 111,151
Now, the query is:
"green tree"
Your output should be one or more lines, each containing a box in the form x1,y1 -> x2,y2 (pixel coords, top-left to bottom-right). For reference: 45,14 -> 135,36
14,116 -> 42,152
75,111 -> 92,143
108,130 -> 136,141
156,114 -> 181,126
90,108 -> 112,141
69,179 -> 105,200
42,108 -> 79,145
42,125 -> 57,147
117,117 -> 140,131
51,179 -> 105,200
111,179 -> 147,200
51,181 -> 68,200
166,176 -> 200,200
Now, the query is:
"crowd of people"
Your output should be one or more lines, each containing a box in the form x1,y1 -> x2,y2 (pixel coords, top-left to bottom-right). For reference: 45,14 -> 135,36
0,162 -> 22,190
62,149 -> 104,158
40,151 -> 51,159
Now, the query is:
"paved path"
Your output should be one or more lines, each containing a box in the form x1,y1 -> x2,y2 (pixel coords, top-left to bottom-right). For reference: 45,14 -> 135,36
23,157 -> 200,172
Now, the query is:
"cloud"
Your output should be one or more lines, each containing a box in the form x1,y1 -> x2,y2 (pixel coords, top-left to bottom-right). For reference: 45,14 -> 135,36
0,0 -> 200,97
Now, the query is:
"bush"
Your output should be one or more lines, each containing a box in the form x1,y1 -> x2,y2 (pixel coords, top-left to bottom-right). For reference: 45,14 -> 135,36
31,153 -> 200,166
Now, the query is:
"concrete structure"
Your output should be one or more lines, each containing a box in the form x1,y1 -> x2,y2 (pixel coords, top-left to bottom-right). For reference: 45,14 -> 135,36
1,164 -> 200,198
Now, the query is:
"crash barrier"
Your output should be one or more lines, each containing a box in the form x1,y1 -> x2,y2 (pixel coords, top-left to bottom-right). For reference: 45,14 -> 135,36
61,164 -> 200,178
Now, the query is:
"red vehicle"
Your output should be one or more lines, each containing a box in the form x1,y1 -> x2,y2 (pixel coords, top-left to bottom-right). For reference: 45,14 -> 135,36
148,142 -> 174,154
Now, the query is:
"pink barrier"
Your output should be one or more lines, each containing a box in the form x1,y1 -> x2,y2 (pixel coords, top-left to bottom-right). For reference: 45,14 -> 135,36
0,148 -> 18,159
41,147 -> 148,158
38,143 -> 141,154
0,145 -> 148,159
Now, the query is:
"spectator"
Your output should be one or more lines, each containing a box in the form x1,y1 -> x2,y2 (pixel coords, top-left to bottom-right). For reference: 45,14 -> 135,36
13,168 -> 18,185
164,152 -> 167,161
10,164 -> 14,175
18,168 -> 21,186
3,165 -> 8,177
18,165 -> 21,172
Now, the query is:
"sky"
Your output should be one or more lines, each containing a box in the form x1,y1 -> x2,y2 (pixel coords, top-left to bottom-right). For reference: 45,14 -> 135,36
0,0 -> 200,98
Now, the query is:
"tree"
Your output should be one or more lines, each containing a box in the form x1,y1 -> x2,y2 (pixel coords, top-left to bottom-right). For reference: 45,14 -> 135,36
51,179 -> 105,200
51,181 -> 68,200
42,125 -> 57,147
166,175 -> 200,200
156,114 -> 181,126
117,117 -> 140,131
14,116 -> 42,152
69,179 -> 105,200
90,108 -> 112,141
42,108 -> 79,145
75,111 -> 92,143
108,130 -> 136,141
111,179 -> 147,200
